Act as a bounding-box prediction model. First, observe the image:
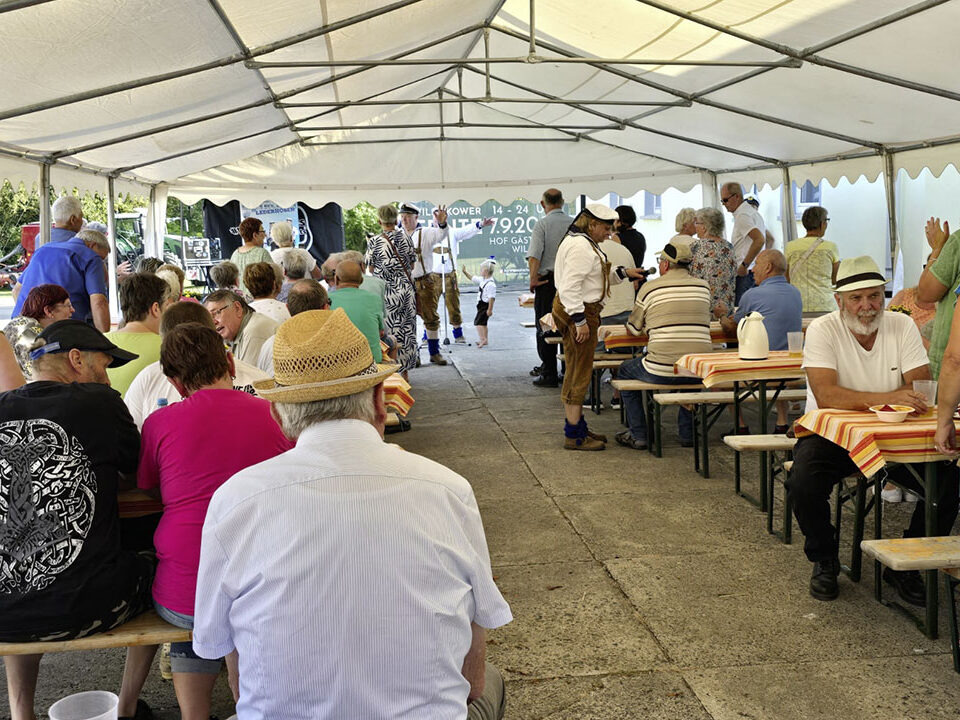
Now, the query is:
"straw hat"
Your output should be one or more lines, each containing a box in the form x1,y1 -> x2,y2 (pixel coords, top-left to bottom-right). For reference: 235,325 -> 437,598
253,308 -> 398,403
833,255 -> 887,292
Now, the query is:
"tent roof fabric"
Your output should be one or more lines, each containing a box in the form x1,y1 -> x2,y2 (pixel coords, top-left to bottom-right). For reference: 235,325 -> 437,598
2,0 -> 959,204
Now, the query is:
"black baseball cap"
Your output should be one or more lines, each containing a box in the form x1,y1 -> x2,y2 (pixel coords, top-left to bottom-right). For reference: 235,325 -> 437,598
31,319 -> 138,368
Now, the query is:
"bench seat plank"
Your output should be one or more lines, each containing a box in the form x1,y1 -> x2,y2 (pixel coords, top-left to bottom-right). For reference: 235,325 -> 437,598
860,537 -> 960,571
653,389 -> 807,405
0,611 -> 191,656
723,435 -> 797,452
611,380 -> 704,391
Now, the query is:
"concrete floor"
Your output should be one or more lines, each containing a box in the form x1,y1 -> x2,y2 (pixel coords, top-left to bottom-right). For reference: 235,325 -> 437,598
6,289 -> 960,718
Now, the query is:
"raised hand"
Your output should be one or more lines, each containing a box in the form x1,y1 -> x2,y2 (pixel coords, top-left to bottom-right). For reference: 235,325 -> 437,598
925,217 -> 950,253
433,205 -> 448,226
480,218 -> 495,228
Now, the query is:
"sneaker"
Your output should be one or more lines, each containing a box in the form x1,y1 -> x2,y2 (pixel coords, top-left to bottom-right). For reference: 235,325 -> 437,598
881,486 -> 903,503
903,491 -> 920,503
454,336 -> 467,345
809,557 -> 840,600
883,567 -> 926,606
615,430 -> 647,450
773,424 -> 790,434
529,365 -> 542,377
429,354 -> 448,366
610,397 -> 622,410
564,435 -> 605,451
532,376 -> 559,388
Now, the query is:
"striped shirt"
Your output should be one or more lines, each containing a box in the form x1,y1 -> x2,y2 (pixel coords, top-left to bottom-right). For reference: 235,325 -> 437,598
193,419 -> 512,720
627,268 -> 713,376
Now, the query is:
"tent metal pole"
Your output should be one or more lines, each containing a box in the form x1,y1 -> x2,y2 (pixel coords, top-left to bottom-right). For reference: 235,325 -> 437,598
438,90 -> 445,140
106,176 -> 120,324
457,69 -> 464,125
37,162 -> 51,247
883,151 -> 900,277
281,97 -> 690,107
483,28 -> 492,99
489,25 -> 878,149
633,0 -> 960,102
699,170 -> 719,209
459,64 -> 781,164
302,137 -> 578,146
529,0 -> 536,55
780,167 -> 795,248
0,0 -> 429,122
297,122 -> 622,131
248,56 -> 795,68
0,0 -> 57,13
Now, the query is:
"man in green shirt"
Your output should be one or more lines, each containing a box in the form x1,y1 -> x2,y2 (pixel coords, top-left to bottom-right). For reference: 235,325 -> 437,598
106,272 -> 175,396
918,219 -> 960,378
330,260 -> 388,362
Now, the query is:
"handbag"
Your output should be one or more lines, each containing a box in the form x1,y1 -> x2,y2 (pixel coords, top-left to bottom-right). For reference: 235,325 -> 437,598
383,231 -> 421,314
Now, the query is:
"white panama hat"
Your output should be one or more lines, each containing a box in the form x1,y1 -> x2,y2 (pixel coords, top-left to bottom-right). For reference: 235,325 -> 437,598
833,255 -> 887,292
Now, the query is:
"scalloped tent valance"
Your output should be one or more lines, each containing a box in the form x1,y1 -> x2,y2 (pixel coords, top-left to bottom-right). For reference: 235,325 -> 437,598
2,0 -> 960,206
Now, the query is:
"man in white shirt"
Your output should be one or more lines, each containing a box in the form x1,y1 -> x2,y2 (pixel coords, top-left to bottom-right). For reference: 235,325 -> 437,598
204,289 -> 278,367
435,217 -> 495,344
785,256 -> 959,604
400,201 -> 450,365
125,302 -> 269,428
193,308 -> 512,719
720,182 -> 767,303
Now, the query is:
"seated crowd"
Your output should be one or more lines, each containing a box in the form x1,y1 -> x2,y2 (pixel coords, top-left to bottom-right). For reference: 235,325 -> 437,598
0,213 -> 510,720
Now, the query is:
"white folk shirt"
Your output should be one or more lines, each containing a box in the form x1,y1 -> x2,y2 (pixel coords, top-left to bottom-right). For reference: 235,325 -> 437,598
730,202 -> 766,267
405,224 -> 450,278
193,419 -> 512,720
554,232 -> 624,320
801,310 -> 929,412
437,221 -> 484,275
598,239 -> 636,318
123,358 -> 269,429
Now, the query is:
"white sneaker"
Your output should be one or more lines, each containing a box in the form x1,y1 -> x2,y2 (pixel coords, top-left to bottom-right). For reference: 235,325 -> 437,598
903,491 -> 920,503
881,486 -> 903,503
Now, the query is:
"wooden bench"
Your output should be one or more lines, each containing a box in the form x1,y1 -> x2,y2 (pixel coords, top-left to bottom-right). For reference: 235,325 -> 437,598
655,389 -> 807,480
611,380 -> 705,456
861,537 -> 960,667
723,434 -> 797,515
519,320 -> 536,328
0,611 -> 190,656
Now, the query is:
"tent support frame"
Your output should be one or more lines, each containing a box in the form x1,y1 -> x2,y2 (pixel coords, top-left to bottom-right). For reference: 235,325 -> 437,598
700,171 -> 719,209
883,151 -> 900,276
106,176 -> 120,324
780,167 -> 795,246
37,162 -> 51,247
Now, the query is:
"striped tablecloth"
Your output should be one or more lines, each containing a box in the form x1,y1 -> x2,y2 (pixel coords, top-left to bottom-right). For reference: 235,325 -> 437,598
675,350 -> 804,388
384,374 -> 414,416
795,409 -> 956,478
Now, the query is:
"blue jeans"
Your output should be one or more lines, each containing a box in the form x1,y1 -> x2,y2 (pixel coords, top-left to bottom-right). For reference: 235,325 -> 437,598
155,602 -> 223,674
618,357 -> 693,442
734,271 -> 755,304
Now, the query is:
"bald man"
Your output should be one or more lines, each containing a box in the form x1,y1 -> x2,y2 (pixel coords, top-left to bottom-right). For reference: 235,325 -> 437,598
721,249 -> 803,432
330,260 -> 389,362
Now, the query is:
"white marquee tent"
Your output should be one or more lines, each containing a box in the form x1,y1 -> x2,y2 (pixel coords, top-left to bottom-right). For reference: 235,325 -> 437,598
2,0 -> 960,262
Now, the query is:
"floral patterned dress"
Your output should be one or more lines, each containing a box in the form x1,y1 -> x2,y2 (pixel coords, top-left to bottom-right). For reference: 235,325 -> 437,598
689,238 -> 738,317
365,230 -> 418,372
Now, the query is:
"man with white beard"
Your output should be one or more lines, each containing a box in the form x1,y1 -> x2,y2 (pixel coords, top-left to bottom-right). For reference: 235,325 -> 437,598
785,256 -> 959,604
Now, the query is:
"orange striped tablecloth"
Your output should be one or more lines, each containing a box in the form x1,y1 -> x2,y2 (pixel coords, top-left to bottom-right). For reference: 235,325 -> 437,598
795,408 -> 957,478
675,350 -> 804,388
598,323 -> 734,350
384,374 -> 414,416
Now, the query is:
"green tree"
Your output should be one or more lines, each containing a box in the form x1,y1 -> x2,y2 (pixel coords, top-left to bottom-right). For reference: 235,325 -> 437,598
343,202 -> 381,253
78,191 -> 146,224
0,181 -> 40,259
165,197 -> 205,237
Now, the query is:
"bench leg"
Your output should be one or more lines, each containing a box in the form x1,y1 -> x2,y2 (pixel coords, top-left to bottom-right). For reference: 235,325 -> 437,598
766,456 -> 775,535
943,573 -> 960,673
653,403 -> 663,458
783,476 -> 793,544
849,476 -> 867,583
692,404 -> 701,474
874,476 -> 884,602
734,451 -> 741,496
700,403 -> 710,479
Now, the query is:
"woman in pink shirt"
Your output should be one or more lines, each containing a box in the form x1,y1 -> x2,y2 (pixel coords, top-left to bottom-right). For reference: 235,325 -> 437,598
138,322 -> 292,720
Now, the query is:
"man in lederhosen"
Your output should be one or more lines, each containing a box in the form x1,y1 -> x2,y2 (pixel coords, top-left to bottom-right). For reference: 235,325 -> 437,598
399,202 -> 450,365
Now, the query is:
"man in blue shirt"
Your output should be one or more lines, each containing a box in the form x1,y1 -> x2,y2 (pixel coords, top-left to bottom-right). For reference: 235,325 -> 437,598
13,229 -> 110,331
721,249 -> 802,432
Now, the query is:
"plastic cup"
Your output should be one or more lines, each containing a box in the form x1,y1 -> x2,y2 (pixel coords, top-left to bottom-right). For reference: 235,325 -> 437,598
787,331 -> 804,356
913,380 -> 938,406
48,691 -> 119,720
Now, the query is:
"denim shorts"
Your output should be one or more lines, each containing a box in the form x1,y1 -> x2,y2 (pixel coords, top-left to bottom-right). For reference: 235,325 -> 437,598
155,601 -> 224,675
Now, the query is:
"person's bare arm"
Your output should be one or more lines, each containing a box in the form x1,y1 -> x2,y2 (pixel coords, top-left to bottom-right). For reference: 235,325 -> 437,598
918,218 -> 951,303
719,314 -> 737,336
310,266 -> 322,279
936,303 -> 960,453
11,281 -> 21,302
486,297 -> 495,316
0,334 -> 25,391
806,366 -> 930,413
831,260 -> 840,284
737,228 -> 765,275
528,257 -> 543,291
461,623 -> 486,702
764,230 -> 775,250
90,293 -> 111,332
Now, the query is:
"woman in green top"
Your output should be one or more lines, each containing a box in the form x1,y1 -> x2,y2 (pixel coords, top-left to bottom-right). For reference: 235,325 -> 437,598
230,217 -> 274,293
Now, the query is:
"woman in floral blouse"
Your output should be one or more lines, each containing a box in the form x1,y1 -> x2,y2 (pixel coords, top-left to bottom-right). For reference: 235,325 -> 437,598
690,207 -> 737,318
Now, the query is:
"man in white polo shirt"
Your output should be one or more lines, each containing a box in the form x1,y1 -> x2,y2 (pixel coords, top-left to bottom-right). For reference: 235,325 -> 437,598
193,309 -> 511,719
785,256 -> 959,604
720,182 -> 767,303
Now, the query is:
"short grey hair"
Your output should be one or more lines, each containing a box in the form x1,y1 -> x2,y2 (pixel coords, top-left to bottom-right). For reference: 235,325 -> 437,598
674,207 -> 696,233
52,195 -> 83,225
210,261 -> 239,287
801,206 -> 828,231
378,204 -> 398,225
271,222 -> 294,247
75,229 -> 109,253
155,268 -> 181,299
272,388 -> 377,438
281,250 -> 310,280
340,250 -> 365,266
694,207 -> 725,237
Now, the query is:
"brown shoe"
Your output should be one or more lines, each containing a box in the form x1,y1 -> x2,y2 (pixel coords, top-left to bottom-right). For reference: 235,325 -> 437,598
586,430 -> 607,443
429,354 -> 448,366
564,435 -> 605,451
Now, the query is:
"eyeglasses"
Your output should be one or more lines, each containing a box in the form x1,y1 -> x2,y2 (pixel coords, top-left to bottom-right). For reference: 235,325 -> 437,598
720,195 -> 735,204
209,304 -> 232,320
